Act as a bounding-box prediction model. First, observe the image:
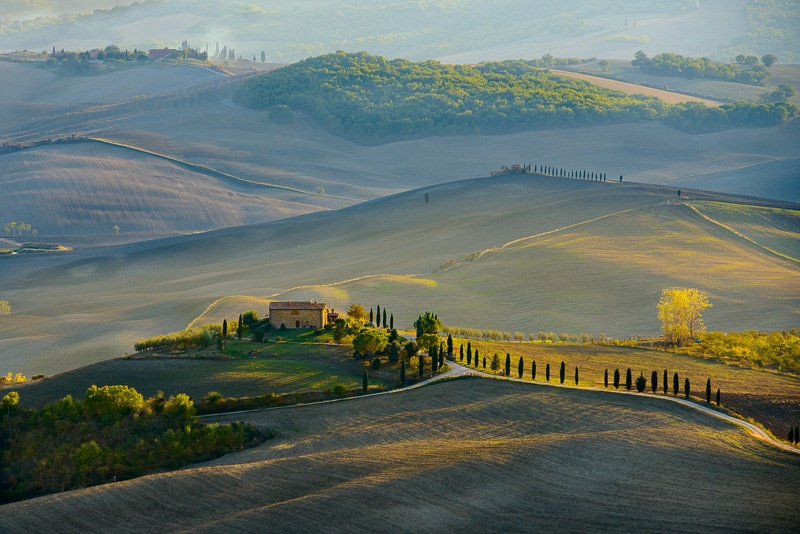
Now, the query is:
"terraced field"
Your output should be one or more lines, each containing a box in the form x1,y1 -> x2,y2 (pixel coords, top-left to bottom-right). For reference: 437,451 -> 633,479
2,379 -> 798,532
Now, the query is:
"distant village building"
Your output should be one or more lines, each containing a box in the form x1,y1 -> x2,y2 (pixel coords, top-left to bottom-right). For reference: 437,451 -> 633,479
269,301 -> 329,329
88,59 -> 104,69
149,48 -> 178,60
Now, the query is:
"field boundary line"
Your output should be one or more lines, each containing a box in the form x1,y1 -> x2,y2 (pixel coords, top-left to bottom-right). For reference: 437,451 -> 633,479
86,137 -> 360,201
684,203 -> 800,264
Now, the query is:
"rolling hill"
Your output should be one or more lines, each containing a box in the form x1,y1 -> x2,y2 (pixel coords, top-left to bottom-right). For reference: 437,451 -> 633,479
0,174 -> 797,376
1,379 -> 798,532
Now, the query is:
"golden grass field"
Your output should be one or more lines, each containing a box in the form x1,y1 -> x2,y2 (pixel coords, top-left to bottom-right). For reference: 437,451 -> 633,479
2,379 -> 798,532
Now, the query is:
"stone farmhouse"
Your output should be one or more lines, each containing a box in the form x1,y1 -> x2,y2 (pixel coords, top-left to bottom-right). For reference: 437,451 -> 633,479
268,301 -> 339,329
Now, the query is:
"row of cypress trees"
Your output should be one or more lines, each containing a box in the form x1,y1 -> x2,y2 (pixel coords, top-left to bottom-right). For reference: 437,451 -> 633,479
368,305 -> 394,330
534,164 -> 610,182
603,368 -> 722,405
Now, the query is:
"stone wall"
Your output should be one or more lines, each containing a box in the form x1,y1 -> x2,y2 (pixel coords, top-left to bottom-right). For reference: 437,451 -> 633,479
270,308 -> 325,329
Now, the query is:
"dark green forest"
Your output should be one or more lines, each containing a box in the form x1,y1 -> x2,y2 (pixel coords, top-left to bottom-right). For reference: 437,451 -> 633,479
631,51 -> 772,85
0,386 -> 270,503
234,51 -> 799,144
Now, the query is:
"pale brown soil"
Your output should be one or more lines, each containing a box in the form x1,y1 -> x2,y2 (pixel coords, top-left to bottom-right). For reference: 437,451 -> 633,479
1,379 -> 798,533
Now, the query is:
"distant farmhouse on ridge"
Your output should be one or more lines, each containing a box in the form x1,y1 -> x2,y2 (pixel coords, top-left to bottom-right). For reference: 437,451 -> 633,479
268,301 -> 339,329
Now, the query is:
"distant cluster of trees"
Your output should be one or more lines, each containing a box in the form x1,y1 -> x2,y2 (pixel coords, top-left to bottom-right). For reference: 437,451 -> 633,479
441,325 -> 603,344
697,330 -> 800,373
631,51 -> 773,85
235,51 -> 798,144
718,0 -> 800,64
0,386 -> 269,503
3,222 -> 36,237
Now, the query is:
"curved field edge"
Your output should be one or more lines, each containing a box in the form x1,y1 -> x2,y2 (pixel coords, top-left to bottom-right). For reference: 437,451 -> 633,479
2,379 -> 798,533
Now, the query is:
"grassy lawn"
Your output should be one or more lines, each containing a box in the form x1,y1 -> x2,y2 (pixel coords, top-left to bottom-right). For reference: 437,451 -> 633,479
7,339 -> 400,409
451,337 -> 800,440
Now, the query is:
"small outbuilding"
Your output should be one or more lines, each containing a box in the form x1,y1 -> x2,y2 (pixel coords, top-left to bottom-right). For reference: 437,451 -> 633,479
269,301 -> 329,329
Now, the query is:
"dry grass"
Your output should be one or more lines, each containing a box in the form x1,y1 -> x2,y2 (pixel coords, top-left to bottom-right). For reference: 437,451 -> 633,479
451,339 -> 800,439
2,379 -> 798,532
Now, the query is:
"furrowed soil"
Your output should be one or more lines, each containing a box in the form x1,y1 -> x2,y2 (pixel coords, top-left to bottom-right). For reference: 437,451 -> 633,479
450,340 -> 800,439
2,379 -> 798,533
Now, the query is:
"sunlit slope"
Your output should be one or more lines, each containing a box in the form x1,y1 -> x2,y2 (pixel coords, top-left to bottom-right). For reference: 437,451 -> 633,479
262,200 -> 800,336
2,380 -> 798,532
0,142 -> 351,235
0,176 -> 681,375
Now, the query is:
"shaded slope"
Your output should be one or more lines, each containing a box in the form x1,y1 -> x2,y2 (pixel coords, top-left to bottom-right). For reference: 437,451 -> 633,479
0,142 -> 351,235
1,379 -> 798,532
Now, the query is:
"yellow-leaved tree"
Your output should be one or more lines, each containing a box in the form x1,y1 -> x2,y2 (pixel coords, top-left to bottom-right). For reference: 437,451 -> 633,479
657,288 -> 712,344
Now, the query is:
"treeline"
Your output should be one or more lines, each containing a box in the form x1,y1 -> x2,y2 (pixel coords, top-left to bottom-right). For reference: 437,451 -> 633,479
718,0 -> 800,64
631,51 -> 772,85
442,325 -> 606,343
0,386 -> 270,503
698,330 -> 800,373
133,324 -> 222,352
234,51 -> 797,143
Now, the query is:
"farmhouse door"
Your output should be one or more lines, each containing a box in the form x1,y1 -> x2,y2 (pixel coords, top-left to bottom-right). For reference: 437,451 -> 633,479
296,320 -> 300,328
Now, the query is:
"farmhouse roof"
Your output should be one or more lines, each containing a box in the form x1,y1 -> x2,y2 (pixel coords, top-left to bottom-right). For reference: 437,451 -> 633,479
269,301 -> 327,310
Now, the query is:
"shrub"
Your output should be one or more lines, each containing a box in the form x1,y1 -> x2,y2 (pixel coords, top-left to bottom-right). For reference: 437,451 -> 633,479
32,374 -> 44,380
636,373 -> 646,392
332,384 -> 348,397
371,357 -> 382,370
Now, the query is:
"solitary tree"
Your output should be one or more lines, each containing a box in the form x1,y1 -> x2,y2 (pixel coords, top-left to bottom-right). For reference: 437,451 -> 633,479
599,59 -> 610,71
706,378 -> 711,403
362,370 -> 368,393
347,304 -> 366,323
651,371 -> 658,393
658,288 -> 712,344
604,369 -> 609,387
0,300 -> 10,315
505,353 -> 511,376
685,378 -> 691,398
490,353 -> 501,374
546,363 -> 551,382
560,361 -> 566,384
761,54 -> 778,67
613,369 -> 620,389
673,372 -> 679,395
625,368 -> 632,390
222,319 -> 228,339
112,225 -> 120,235
518,356 -> 524,378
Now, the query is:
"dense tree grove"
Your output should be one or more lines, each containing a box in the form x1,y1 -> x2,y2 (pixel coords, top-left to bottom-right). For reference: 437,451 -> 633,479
0,387 -> 268,503
697,330 -> 800,373
718,0 -> 800,64
234,52 -> 796,143
631,50 -> 771,84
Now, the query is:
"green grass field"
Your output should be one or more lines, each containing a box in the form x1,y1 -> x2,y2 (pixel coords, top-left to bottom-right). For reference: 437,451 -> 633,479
450,338 -> 800,440
7,341 -> 398,408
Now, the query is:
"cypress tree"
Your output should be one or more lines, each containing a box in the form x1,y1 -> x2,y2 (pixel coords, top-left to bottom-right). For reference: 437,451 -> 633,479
505,353 -> 511,376
419,353 -> 424,378
518,356 -> 524,378
431,344 -> 438,372
447,334 -> 453,355
664,370 -> 668,394
460,344 -> 464,362
369,308 -> 374,323
604,369 -> 608,387
706,378 -> 711,403
574,366 -> 578,385
789,428 -> 794,444
439,345 -> 444,369
625,368 -> 632,390
363,370 -> 368,393
400,359 -> 406,384
795,426 -> 798,445
383,309 -> 387,328
222,319 -> 228,338
546,363 -> 550,382
390,313 -> 394,330
673,372 -> 679,395
651,370 -> 658,393
532,360 -> 537,380
560,361 -> 566,384
716,388 -> 721,406
685,378 -> 690,398
475,349 -> 480,367
237,314 -> 243,340
377,305 -> 381,325
613,369 -> 620,389
467,344 -> 472,365
483,357 -> 486,369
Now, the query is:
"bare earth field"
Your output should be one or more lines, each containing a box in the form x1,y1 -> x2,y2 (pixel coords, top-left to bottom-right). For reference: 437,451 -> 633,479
2,379 -> 798,533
